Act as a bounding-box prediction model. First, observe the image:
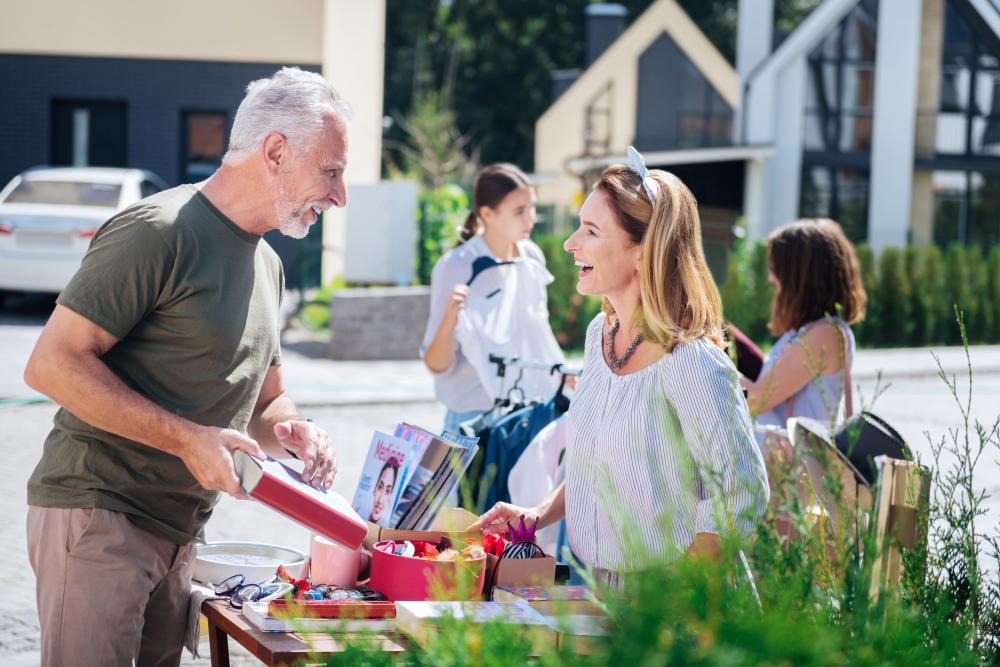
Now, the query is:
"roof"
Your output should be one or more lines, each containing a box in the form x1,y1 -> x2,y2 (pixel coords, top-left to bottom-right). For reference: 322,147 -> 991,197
537,0 -> 739,128
748,0 -> 1000,89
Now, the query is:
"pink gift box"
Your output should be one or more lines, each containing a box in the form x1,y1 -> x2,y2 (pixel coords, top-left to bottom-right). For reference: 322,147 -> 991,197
370,540 -> 486,601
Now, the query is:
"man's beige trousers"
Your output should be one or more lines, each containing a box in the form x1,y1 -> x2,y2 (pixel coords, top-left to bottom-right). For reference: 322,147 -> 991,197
27,506 -> 195,667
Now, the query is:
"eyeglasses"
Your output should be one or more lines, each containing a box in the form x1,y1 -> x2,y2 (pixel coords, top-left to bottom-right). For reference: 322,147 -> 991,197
213,574 -> 293,609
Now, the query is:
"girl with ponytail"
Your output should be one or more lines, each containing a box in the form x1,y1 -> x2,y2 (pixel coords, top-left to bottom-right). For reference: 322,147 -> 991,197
420,163 -> 565,433
473,149 -> 768,580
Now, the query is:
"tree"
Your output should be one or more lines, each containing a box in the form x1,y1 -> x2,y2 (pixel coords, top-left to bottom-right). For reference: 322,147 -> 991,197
384,0 -> 820,172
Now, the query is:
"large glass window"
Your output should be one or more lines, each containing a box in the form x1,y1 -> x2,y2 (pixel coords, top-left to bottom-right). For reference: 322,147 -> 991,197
180,111 -> 227,184
933,170 -> 1000,246
919,2 -> 1000,157
803,0 -> 878,154
800,166 -> 870,242
635,33 -> 733,151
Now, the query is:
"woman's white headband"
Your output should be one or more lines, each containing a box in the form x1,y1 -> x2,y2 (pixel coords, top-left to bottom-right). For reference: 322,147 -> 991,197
626,145 -> 658,204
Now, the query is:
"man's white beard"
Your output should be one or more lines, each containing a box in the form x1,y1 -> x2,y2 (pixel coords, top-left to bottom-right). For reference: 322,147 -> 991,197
274,179 -> 313,240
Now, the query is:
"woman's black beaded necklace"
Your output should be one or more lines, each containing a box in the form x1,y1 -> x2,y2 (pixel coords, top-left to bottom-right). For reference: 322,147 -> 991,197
606,318 -> 644,370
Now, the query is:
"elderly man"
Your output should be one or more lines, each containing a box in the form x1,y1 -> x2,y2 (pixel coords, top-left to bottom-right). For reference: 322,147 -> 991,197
23,67 -> 348,667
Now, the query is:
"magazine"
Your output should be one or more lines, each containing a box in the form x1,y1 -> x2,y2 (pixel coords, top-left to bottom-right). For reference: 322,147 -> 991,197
398,427 -> 480,530
353,424 -> 480,530
351,431 -> 421,528
389,424 -> 446,528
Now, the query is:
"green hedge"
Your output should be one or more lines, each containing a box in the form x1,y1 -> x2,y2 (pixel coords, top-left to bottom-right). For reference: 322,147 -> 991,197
719,240 -> 1000,348
536,231 -> 1000,349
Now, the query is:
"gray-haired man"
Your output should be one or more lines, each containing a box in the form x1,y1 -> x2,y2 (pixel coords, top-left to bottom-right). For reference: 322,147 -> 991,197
23,67 -> 349,666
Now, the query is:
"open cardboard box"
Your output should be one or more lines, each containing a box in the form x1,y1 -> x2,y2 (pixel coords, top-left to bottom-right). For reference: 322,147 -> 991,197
484,551 -> 556,595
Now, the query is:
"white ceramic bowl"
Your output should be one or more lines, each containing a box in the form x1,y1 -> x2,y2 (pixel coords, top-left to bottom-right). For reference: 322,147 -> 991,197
194,542 -> 307,586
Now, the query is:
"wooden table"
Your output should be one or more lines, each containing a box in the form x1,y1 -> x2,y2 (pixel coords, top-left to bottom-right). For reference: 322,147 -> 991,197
201,599 -> 412,666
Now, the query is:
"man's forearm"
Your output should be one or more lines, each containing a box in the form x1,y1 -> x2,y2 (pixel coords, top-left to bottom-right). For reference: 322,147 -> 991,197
248,392 -> 300,457
26,348 -> 197,456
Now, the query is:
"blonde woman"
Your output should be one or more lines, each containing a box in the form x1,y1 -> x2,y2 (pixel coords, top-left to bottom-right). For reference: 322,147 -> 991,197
473,149 -> 768,580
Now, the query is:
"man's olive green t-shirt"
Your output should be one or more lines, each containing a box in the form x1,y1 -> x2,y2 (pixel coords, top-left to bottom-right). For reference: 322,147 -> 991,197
27,184 -> 284,544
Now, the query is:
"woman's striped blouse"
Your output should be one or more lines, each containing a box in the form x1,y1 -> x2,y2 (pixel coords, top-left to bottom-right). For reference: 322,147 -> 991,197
565,314 -> 769,572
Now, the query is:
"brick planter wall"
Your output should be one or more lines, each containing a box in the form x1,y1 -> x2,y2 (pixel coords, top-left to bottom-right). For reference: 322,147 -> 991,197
328,287 -> 431,360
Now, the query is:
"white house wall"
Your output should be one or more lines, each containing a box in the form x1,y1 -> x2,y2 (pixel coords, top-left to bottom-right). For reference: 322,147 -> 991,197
868,0 -> 924,250
741,0 -> 860,240
770,57 -> 808,234
0,0 -> 323,64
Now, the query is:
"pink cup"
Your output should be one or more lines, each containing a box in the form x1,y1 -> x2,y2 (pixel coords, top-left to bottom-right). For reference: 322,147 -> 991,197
309,534 -> 362,587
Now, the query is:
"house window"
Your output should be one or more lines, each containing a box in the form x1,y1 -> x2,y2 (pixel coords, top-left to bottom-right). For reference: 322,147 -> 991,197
917,1 -> 1000,158
802,0 -> 878,155
635,32 -> 733,151
51,100 -> 128,168
180,111 -> 227,183
799,166 -> 870,242
932,170 -> 1000,246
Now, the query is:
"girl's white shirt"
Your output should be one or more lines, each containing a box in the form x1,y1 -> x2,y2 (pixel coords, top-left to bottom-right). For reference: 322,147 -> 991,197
420,233 -> 565,413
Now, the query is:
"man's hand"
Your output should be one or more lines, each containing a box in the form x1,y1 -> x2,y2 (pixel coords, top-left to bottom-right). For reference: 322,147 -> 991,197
181,426 -> 266,497
274,420 -> 337,491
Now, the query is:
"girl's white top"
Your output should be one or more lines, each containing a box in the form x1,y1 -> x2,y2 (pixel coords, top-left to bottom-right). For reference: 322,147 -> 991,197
420,233 -> 565,413
565,314 -> 769,572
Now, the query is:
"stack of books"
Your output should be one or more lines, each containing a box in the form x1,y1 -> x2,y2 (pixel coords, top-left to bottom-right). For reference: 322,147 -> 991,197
492,585 -> 603,616
352,423 -> 479,531
241,600 -> 395,633
395,600 -> 555,648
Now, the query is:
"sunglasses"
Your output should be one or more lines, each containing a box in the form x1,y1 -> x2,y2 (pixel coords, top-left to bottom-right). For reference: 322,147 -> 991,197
213,574 -> 293,610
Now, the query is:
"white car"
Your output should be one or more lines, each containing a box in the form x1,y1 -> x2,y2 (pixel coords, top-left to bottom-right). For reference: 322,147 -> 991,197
0,167 -> 167,301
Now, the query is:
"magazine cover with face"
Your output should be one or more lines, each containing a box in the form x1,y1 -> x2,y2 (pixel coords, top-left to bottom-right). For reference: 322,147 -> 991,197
352,431 -> 416,528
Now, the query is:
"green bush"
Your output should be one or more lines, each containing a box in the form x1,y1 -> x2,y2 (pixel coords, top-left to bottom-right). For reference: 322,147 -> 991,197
966,246 -> 990,344
855,243 -> 878,344
988,246 -> 1000,342
710,239 -> 1000,349
919,245 -> 945,346
874,247 -> 912,347
416,184 -> 468,285
717,233 -> 772,341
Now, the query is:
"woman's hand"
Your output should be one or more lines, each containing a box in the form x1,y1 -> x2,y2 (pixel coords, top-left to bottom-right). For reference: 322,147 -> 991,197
442,284 -> 469,326
423,284 -> 470,373
469,502 -> 541,536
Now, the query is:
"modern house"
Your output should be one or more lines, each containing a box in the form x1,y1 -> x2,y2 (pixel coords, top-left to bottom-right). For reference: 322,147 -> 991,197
535,0 -> 1000,252
534,0 -> 770,274
0,0 -> 387,285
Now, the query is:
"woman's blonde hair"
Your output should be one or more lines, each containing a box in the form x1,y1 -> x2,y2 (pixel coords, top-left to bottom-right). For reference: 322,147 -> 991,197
595,165 -> 725,352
